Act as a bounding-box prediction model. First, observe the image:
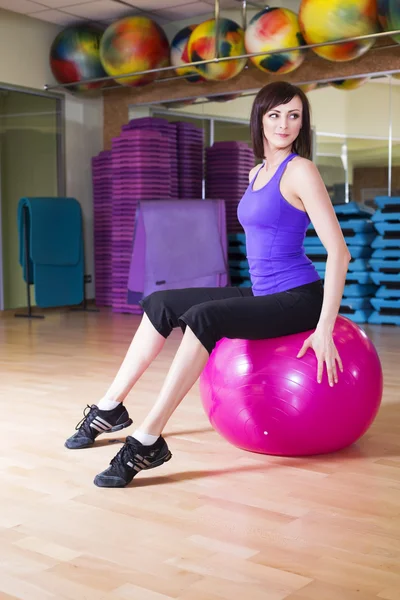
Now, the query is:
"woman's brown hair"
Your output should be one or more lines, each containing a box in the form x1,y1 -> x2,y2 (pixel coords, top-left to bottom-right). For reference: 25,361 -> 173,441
250,81 -> 312,161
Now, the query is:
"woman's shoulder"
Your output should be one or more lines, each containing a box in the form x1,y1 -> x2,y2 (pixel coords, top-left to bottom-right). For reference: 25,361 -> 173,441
249,163 -> 263,182
287,156 -> 319,179
289,155 -> 313,169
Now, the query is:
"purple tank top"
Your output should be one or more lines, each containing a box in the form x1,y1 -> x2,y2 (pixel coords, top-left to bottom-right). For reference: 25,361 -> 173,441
237,152 -> 320,296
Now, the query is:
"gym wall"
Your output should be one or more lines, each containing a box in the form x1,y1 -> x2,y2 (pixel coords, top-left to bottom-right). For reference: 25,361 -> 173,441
0,8 -> 104,305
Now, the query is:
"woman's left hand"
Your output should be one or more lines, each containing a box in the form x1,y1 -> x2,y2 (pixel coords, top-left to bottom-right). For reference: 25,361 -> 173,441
296,328 -> 343,386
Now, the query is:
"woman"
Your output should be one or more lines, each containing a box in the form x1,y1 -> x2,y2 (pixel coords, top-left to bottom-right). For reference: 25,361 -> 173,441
65,81 -> 351,488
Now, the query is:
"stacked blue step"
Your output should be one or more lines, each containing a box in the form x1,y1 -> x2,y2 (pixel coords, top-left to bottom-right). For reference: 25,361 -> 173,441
304,202 -> 377,323
337,297 -> 375,324
369,197 -> 400,325
228,232 -> 251,287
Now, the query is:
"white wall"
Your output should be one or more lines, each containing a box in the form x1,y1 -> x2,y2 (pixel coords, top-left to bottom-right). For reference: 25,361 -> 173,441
0,8 -> 104,301
312,82 -> 393,139
65,95 -> 104,297
0,8 -> 59,90
173,80 -> 397,141
65,94 -> 103,299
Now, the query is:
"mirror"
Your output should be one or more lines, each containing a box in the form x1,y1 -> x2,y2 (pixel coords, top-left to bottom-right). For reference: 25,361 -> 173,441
391,74 -> 400,196
129,72 -> 399,207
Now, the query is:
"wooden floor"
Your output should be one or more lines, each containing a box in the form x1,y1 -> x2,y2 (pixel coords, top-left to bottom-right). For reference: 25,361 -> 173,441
0,308 -> 400,600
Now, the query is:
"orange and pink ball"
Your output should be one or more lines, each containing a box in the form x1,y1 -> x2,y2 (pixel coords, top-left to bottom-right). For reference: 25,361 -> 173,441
245,7 -> 305,75
100,16 -> 170,87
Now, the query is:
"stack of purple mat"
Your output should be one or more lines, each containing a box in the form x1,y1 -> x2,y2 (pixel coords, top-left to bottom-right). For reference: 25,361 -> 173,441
176,122 -> 204,199
91,117 -> 206,313
92,150 -> 113,306
122,117 -> 179,199
205,141 -> 254,233
111,129 -> 171,314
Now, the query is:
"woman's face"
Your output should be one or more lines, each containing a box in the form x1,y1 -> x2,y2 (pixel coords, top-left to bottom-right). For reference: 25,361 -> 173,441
261,95 -> 303,152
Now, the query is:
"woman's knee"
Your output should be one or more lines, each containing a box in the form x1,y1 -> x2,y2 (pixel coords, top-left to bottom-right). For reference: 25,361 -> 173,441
140,290 -> 179,337
141,289 -> 180,312
179,303 -> 219,354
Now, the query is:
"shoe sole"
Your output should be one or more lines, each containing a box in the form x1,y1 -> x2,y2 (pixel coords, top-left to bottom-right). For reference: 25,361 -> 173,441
94,448 -> 173,488
109,418 -> 133,434
144,449 -> 172,470
65,417 -> 133,450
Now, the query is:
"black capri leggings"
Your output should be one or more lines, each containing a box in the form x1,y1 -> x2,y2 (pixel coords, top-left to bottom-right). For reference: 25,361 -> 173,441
139,280 -> 324,354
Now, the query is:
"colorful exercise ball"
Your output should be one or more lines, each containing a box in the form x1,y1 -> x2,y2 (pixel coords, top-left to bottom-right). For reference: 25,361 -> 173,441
163,99 -> 197,108
200,316 -> 383,457
211,93 -> 242,102
330,77 -> 369,90
378,0 -> 400,44
299,0 -> 379,62
299,82 -> 318,93
170,25 -> 205,83
100,16 -> 170,87
50,24 -> 107,92
187,18 -> 247,81
245,7 -> 305,75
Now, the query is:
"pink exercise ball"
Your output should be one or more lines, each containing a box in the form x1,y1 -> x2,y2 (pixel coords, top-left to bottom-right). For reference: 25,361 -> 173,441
199,316 -> 383,456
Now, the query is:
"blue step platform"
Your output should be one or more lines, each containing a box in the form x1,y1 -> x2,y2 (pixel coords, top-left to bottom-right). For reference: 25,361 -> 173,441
306,202 -> 376,246
305,229 -> 376,246
376,285 -> 400,298
370,298 -> 400,311
229,258 -> 249,269
368,198 -> 400,325
372,235 -> 400,248
345,271 -> 373,284
373,221 -> 400,235
228,243 -> 246,255
334,201 -> 373,217
370,249 -> 400,272
230,271 -> 250,281
313,258 -> 370,272
340,309 -> 373,323
370,272 -> 400,285
341,297 -> 372,310
314,265 -> 326,277
228,233 -> 248,287
339,297 -> 373,323
311,268 -> 373,284
305,245 -> 372,259
373,196 -> 400,216
343,283 -> 377,297
231,277 -> 251,288
338,220 -> 375,233
368,312 -> 400,325
372,211 -> 400,223
229,233 -> 246,244
368,279 -> 400,326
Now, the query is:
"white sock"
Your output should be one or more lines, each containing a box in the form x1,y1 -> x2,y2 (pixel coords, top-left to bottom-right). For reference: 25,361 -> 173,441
97,398 -> 121,411
133,429 -> 159,446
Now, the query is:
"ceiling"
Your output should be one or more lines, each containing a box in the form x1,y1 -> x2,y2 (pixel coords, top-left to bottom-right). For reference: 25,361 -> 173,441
0,0 -> 276,27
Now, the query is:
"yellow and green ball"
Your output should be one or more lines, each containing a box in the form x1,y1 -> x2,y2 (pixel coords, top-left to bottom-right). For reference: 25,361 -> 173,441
187,18 -> 247,81
299,0 -> 379,62
170,25 -> 205,83
330,77 -> 369,90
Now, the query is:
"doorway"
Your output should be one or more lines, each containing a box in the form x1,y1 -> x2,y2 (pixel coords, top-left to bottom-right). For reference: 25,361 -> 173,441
0,87 -> 64,310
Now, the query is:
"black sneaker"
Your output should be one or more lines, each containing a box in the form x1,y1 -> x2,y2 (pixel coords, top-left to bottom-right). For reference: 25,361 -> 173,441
94,435 -> 172,488
65,404 -> 132,449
